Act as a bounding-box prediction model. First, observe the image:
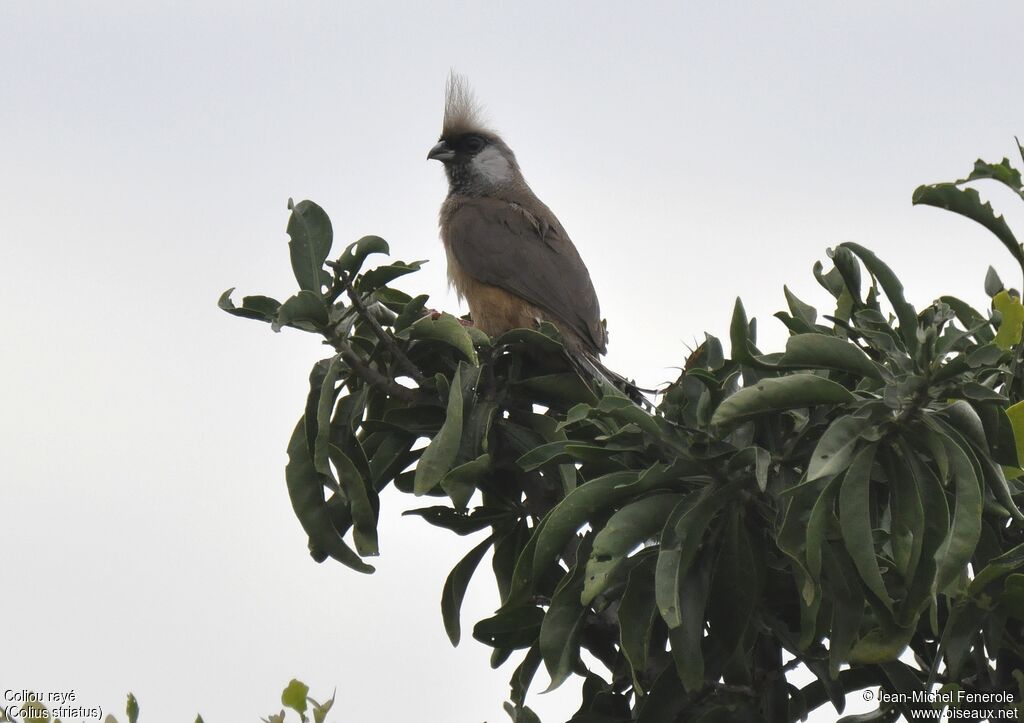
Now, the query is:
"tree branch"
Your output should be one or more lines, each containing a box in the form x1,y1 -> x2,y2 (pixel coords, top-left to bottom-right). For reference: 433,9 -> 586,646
335,342 -> 418,404
329,262 -> 428,386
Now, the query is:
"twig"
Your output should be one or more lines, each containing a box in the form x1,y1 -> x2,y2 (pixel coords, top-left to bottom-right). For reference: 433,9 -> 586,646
335,342 -> 418,404
330,264 -> 428,386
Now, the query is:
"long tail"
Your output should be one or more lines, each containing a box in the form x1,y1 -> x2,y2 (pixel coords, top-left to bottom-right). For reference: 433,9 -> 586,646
572,352 -> 656,408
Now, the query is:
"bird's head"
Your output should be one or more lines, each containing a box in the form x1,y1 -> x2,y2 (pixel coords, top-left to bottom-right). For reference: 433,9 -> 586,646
428,73 -> 523,196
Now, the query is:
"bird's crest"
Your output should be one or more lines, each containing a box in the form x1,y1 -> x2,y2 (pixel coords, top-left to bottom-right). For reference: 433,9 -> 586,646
443,72 -> 489,138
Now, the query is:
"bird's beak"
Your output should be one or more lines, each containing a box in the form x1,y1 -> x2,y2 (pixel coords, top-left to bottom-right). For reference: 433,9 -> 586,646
427,140 -> 455,162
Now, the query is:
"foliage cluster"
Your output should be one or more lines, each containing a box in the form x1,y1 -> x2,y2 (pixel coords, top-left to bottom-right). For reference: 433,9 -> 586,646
221,148 -> 1024,722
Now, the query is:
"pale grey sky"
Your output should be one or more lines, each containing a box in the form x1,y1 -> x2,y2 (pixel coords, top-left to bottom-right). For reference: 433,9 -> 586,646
4,2 -> 1024,721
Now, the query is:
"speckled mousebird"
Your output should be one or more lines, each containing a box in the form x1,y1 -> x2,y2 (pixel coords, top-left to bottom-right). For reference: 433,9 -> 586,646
427,73 -> 610,373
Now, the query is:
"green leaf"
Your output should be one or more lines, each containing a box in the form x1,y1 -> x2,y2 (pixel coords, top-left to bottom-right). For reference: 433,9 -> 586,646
336,235 -> 389,276
442,534 -> 495,646
414,364 -> 469,494
440,453 -> 490,510
581,494 -> 682,604
1001,574 -> 1024,618
805,476 -> 841,585
727,445 -> 771,492
784,285 -> 818,326
509,643 -> 542,707
286,199 -> 333,295
285,418 -> 374,574
503,702 -> 542,723
932,434 -> 983,595
711,373 -> 855,427
529,470 -> 638,583
618,556 -> 658,691
838,443 -> 891,607
808,414 -> 873,482
126,693 -> 139,723
328,444 -> 377,556
704,509 -> 759,674
668,560 -> 711,692
495,324 -> 566,353
514,373 -> 599,407
473,605 -> 544,649
778,334 -> 881,380
959,157 -> 1024,198
275,290 -> 329,332
218,289 -> 282,322
539,542 -> 589,691
913,183 -> 1024,277
401,312 -> 478,364
357,260 -> 425,292
993,289 -> 1024,350
985,266 -> 1005,297
656,484 -> 736,628
539,466 -> 685,575
839,243 -> 918,354
402,505 -> 512,535
970,541 -> 1024,594
516,441 -> 573,471
826,548 -> 865,677
281,679 -> 310,717
312,690 -> 335,723
313,355 -> 344,477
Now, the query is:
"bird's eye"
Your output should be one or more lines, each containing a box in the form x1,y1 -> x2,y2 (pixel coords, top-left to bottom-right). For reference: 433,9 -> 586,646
463,135 -> 486,153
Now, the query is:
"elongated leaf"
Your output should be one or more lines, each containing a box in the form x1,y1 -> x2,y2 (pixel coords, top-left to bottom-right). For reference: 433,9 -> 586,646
440,453 -> 490,510
218,289 -> 282,322
913,183 -> 1024,276
286,199 -> 333,294
313,355 -> 344,477
808,414 -> 873,482
618,557 -> 658,691
778,334 -> 881,380
516,441 -> 573,471
530,471 -> 638,582
328,444 -> 377,556
839,243 -> 918,354
711,373 -> 854,427
540,541 -> 589,691
704,508 -> 758,673
581,494 -> 682,604
275,290 -> 329,331
805,476 -> 841,584
357,260 -> 425,292
825,546 -> 865,677
401,312 -> 478,364
784,285 -> 818,325
337,235 -> 389,276
442,534 -> 495,645
993,289 -> 1024,350
509,643 -> 542,707
838,443 -> 890,607
668,560 -> 711,692
414,365 -> 467,494
969,541 -> 1024,594
656,484 -> 736,628
473,605 -> 544,650
402,505 -> 512,535
960,156 -> 1024,195
932,435 -> 983,595
285,418 -> 373,574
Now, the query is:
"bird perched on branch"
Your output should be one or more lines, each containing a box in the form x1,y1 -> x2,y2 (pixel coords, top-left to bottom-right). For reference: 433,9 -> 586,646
428,74 -> 638,396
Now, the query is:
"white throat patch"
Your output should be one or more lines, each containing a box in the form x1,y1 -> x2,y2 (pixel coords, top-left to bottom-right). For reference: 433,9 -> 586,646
471,145 -> 512,184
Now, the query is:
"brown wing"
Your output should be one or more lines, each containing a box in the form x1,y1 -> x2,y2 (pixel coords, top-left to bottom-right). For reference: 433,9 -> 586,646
446,196 -> 607,354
